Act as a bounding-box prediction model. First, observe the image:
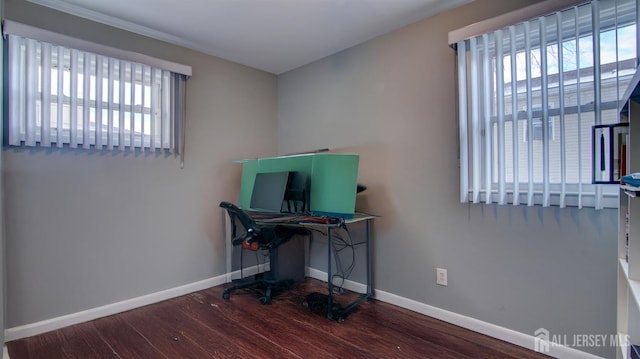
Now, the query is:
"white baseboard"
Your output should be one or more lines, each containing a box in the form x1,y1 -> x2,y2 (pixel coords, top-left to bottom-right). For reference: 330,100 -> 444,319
306,268 -> 604,359
3,345 -> 9,359
305,267 -> 368,293
4,266 -> 606,359
4,274 -> 226,341
4,265 -> 265,342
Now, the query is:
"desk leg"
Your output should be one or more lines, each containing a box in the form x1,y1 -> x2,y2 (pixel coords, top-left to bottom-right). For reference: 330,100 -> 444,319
328,219 -> 372,321
224,211 -> 233,283
324,220 -> 372,321
366,218 -> 372,296
327,226 -> 334,320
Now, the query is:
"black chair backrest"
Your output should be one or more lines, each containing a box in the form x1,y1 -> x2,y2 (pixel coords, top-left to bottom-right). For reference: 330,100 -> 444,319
220,201 -> 254,227
219,201 -> 264,242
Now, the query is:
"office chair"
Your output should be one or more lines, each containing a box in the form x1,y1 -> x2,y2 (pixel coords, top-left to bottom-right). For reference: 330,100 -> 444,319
220,201 -> 308,304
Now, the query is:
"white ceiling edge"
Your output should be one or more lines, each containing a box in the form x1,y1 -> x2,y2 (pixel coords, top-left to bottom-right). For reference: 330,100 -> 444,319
279,0 -> 475,74
25,0 -> 474,74
25,0 -> 214,59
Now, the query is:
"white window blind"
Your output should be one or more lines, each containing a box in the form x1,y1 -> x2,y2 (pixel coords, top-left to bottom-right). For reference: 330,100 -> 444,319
453,0 -> 638,209
5,22 -> 190,156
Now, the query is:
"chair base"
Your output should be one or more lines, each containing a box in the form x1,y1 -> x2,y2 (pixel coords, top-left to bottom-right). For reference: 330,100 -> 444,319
222,273 -> 294,304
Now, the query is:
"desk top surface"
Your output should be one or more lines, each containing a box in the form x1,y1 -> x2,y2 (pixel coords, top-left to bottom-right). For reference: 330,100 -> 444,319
246,211 -> 377,227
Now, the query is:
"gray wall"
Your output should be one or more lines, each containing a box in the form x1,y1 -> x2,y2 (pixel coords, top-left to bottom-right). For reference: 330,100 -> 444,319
4,0 -> 278,327
3,0 -> 619,357
0,0 -> 4,348
278,0 -> 617,357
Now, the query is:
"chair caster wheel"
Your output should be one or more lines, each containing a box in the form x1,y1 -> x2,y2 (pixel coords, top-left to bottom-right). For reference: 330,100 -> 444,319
222,292 -> 230,300
259,297 -> 271,304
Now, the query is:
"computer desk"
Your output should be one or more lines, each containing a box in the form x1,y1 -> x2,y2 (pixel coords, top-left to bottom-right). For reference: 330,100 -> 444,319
224,211 -> 376,321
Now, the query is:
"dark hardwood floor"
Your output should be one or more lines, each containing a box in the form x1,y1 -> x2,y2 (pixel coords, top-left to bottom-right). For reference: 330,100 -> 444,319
7,279 -> 550,358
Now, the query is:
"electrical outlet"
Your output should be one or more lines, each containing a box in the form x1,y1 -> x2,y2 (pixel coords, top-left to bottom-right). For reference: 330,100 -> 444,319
436,268 -> 448,286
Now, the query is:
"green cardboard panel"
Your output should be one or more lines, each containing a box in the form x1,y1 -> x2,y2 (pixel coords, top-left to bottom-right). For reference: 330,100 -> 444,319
237,153 -> 359,216
239,160 -> 259,208
310,154 -> 359,217
238,155 -> 314,208
258,155 -> 313,174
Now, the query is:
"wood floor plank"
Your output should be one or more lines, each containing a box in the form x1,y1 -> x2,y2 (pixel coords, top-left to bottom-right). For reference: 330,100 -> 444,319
349,301 -> 516,359
6,278 -> 551,359
118,304 -> 216,359
23,330 -> 67,359
208,283 -> 471,359
141,298 -> 259,358
57,321 -> 119,358
7,336 -> 29,358
167,294 -> 302,358
183,290 -> 363,358
294,278 -> 544,359
365,301 -> 550,359
92,314 -> 167,359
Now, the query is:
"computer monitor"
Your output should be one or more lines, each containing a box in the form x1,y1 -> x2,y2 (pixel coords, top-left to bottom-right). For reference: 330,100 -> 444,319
249,171 -> 290,212
283,171 -> 310,213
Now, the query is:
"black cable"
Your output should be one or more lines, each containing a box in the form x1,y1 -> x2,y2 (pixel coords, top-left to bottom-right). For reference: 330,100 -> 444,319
300,224 -> 356,295
329,226 -> 356,295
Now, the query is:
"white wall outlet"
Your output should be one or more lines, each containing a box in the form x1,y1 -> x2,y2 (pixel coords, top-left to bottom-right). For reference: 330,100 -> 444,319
436,268 -> 448,286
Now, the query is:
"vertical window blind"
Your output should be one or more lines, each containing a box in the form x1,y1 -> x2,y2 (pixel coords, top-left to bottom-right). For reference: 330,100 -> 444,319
4,21 -> 190,156
452,0 -> 638,209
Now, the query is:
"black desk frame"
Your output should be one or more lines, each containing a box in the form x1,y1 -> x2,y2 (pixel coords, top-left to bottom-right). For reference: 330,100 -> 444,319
224,211 -> 375,321
323,215 -> 373,320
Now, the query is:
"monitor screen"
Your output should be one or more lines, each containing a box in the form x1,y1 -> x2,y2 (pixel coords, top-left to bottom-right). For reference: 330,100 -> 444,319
249,171 -> 290,212
283,171 -> 310,213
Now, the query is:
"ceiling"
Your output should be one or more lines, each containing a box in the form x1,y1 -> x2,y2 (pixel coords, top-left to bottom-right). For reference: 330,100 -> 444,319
27,0 -> 473,74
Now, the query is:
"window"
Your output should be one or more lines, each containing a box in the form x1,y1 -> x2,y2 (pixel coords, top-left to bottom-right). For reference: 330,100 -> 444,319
523,105 -> 555,141
5,22 -> 190,154
529,118 -> 554,141
452,0 -> 637,209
